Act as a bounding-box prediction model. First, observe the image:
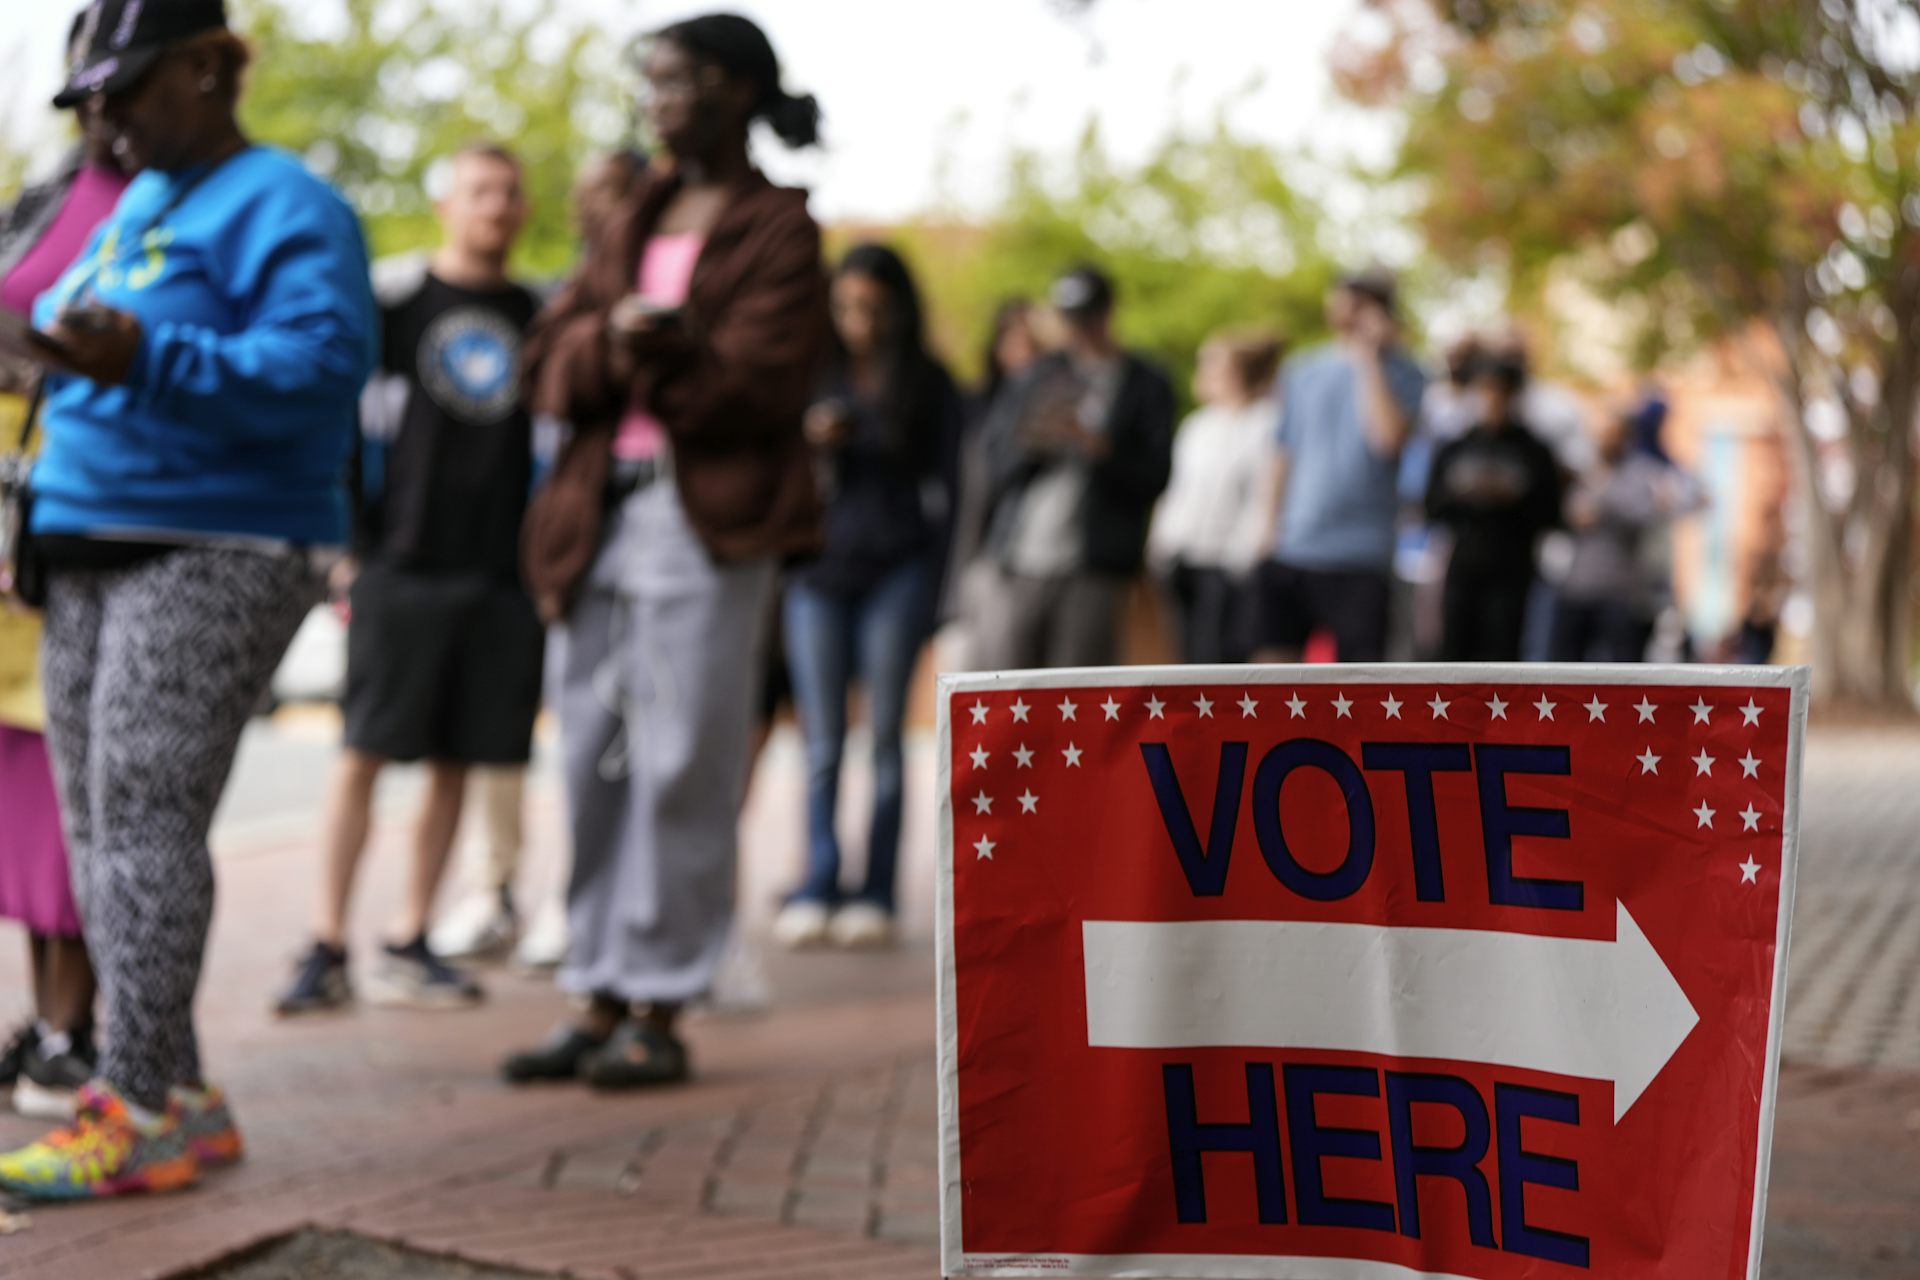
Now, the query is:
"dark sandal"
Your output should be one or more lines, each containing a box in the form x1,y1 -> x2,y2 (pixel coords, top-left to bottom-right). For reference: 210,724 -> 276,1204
583,1020 -> 690,1090
501,1023 -> 611,1084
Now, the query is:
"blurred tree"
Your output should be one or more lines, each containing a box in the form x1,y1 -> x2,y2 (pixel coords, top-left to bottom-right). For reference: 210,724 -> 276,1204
881,120 -> 1340,404
1339,0 -> 1919,708
235,0 -> 630,277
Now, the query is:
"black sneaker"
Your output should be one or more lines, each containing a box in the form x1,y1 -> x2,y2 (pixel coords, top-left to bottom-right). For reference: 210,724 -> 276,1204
13,1027 -> 95,1120
501,1024 -> 611,1084
366,936 -> 483,1011
274,942 -> 353,1017
0,1022 -> 36,1088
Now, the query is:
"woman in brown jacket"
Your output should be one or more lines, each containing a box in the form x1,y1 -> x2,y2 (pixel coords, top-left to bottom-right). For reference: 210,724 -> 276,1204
502,13 -> 827,1089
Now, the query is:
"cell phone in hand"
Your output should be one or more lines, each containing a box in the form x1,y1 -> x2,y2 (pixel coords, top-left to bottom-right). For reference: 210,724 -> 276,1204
613,295 -> 685,333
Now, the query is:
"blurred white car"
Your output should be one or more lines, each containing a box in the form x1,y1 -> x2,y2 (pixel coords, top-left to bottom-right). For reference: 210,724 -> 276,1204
271,604 -> 347,706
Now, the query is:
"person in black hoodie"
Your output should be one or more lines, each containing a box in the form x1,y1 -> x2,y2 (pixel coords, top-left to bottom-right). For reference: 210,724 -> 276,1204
973,265 -> 1175,669
773,243 -> 961,950
1424,351 -> 1563,662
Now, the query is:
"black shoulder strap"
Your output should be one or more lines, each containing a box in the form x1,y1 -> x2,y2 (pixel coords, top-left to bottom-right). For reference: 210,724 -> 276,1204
15,376 -> 45,453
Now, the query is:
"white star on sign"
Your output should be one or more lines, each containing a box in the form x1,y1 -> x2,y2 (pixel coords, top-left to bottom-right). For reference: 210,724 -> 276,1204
1739,857 -> 1761,884
1382,694 -> 1404,720
1010,699 -> 1031,723
1332,693 -> 1353,719
1741,698 -> 1762,726
1102,697 -> 1122,721
1638,749 -> 1661,775
1739,752 -> 1761,779
1239,693 -> 1259,718
1740,805 -> 1761,832
1286,692 -> 1308,718
969,746 -> 990,770
1428,694 -> 1450,720
1535,696 -> 1557,721
1062,743 -> 1083,767
1058,697 -> 1078,721
972,792 -> 993,815
1635,697 -> 1657,724
970,703 -> 989,725
1487,695 -> 1509,720
974,835 -> 995,861
1013,744 -> 1034,769
1194,694 -> 1215,718
1585,696 -> 1608,722
1694,802 -> 1716,830
1691,699 -> 1713,725
1692,750 -> 1716,777
1018,790 -> 1039,815
1145,696 -> 1166,720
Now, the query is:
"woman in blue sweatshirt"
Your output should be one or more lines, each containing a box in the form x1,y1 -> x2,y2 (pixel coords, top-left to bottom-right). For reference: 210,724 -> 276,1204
0,0 -> 375,1201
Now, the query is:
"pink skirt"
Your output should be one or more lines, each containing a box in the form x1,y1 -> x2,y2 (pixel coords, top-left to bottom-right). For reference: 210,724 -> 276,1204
0,725 -> 81,938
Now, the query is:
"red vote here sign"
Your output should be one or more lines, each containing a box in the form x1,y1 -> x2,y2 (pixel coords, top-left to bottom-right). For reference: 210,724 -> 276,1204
936,666 -> 1806,1279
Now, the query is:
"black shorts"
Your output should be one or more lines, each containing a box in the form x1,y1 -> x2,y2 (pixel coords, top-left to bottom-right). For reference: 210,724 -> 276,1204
343,563 -> 546,765
1256,561 -> 1392,662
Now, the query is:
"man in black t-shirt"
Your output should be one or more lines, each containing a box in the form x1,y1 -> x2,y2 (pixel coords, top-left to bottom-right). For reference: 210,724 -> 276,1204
277,144 -> 544,1016
1425,352 -> 1565,662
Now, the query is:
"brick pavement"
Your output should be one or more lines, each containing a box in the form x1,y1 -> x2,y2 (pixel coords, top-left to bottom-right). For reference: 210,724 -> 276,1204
0,722 -> 1912,1278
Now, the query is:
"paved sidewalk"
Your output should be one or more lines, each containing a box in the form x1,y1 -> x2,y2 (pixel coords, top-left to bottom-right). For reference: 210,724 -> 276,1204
0,722 -> 1912,1278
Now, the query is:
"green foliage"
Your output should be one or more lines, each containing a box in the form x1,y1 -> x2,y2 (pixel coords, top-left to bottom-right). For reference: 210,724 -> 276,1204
1342,0 -> 1919,705
234,0 -> 630,277
878,121 -> 1340,402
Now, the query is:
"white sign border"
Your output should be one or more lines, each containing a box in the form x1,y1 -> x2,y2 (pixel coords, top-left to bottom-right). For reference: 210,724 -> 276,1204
934,662 -> 1810,1280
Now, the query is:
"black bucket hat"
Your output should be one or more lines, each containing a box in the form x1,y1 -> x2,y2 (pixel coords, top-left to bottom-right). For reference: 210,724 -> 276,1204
53,0 -> 228,108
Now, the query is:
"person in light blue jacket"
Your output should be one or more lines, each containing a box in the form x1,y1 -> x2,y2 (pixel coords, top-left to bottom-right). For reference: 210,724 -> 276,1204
0,0 -> 375,1202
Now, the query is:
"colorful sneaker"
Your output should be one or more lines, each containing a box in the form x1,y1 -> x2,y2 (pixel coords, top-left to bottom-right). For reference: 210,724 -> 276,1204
170,1084 -> 244,1168
0,1082 -> 198,1200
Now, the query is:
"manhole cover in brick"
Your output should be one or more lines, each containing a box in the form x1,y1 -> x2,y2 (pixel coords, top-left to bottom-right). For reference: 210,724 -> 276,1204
180,1229 -> 557,1280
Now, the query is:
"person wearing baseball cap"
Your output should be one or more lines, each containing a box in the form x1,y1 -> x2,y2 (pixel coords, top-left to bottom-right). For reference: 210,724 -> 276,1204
0,0 -> 378,1201
971,262 -> 1176,670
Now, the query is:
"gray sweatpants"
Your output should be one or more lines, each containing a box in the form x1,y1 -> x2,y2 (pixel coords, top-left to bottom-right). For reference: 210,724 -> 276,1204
551,483 -> 773,1005
40,548 -> 314,1109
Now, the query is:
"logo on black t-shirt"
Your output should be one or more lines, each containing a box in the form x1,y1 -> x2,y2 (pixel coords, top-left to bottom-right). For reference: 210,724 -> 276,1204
418,306 -> 521,424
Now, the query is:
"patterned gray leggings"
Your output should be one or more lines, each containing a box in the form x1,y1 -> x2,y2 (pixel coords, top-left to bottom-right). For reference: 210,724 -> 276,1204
40,548 -> 314,1110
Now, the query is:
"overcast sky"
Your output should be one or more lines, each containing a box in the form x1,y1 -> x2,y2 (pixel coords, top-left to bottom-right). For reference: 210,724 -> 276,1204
2,0 -> 1387,222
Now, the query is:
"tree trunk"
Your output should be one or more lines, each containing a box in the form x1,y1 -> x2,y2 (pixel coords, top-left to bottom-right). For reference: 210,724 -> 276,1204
1789,413 -> 1916,713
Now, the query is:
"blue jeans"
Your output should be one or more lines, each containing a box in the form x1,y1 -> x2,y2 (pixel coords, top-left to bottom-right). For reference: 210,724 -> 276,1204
783,559 -> 935,914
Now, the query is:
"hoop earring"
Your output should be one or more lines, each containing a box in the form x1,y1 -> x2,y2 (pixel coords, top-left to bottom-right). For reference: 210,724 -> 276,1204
200,75 -> 218,94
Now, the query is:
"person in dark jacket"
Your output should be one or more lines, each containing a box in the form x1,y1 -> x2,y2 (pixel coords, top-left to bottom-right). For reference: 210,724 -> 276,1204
502,12 -> 827,1092
972,265 -> 1174,669
772,244 -> 960,951
1424,351 -> 1563,662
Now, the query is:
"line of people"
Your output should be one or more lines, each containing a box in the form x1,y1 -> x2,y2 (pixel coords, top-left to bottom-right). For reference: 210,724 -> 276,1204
0,0 -> 1716,1206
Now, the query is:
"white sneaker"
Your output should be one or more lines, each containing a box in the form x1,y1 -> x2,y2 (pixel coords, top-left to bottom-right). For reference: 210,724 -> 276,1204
430,891 -> 518,962
512,898 -> 570,973
772,900 -> 831,950
705,933 -> 772,1016
828,902 -> 896,950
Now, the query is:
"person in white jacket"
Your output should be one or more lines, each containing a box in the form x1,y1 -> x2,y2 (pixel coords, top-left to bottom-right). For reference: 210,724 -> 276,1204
1148,330 -> 1284,664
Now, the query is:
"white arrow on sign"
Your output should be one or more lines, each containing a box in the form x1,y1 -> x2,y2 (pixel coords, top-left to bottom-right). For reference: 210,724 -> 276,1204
1083,903 -> 1697,1123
